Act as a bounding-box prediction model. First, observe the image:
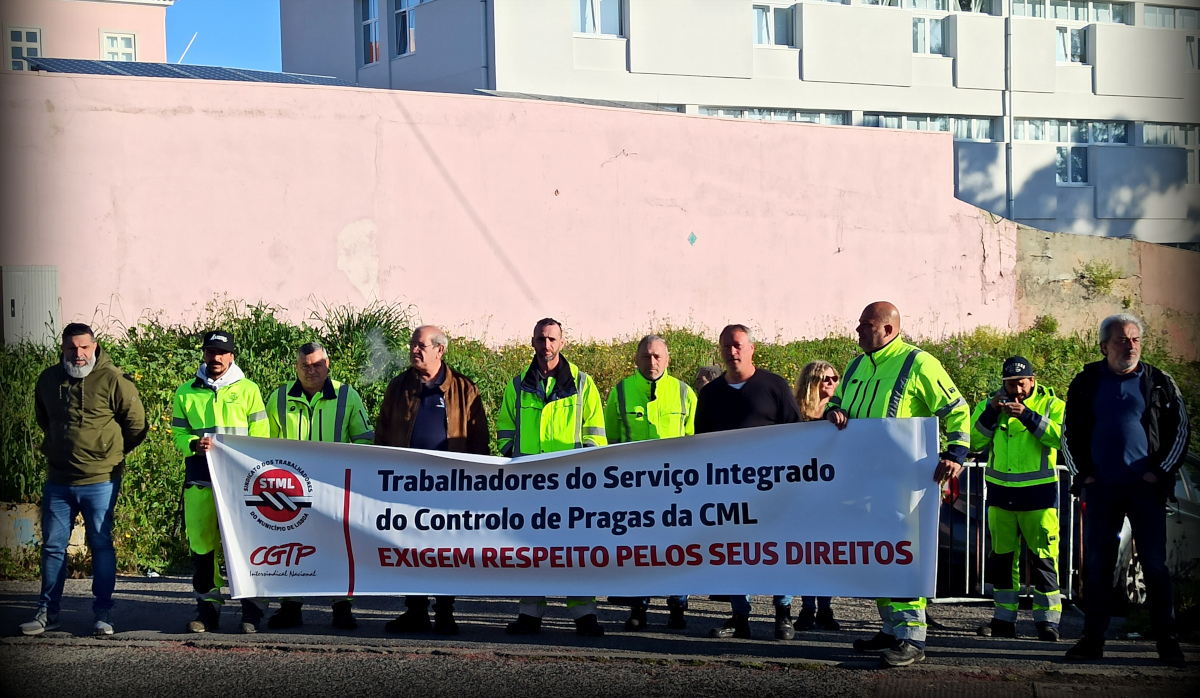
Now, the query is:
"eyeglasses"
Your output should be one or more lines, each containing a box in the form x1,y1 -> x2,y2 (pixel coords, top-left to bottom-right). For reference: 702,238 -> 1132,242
410,342 -> 439,351
821,375 -> 839,383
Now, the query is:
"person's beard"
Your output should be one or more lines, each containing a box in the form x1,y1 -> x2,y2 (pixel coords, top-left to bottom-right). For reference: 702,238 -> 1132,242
63,353 -> 97,379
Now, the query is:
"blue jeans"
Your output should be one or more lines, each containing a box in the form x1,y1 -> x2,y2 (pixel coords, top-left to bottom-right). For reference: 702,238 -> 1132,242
801,596 -> 832,611
39,478 -> 120,615
1082,480 -> 1176,638
730,595 -> 792,614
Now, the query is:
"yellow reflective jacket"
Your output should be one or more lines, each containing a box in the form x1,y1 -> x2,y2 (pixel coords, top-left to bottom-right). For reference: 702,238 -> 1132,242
497,357 -> 606,456
266,378 -> 374,444
970,382 -> 1065,487
171,364 -> 269,455
827,337 -> 971,458
604,372 -> 696,443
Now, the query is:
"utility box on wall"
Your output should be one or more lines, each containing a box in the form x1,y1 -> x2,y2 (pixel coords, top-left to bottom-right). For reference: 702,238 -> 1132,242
2,266 -> 60,348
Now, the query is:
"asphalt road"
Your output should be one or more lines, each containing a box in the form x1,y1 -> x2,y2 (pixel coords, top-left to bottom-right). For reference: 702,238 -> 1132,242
1,577 -> 1195,697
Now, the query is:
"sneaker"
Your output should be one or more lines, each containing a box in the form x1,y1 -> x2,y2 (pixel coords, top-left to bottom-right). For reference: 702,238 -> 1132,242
793,607 -> 816,632
20,608 -> 60,636
815,608 -> 840,631
853,631 -> 895,653
1064,635 -> 1104,661
93,611 -> 114,637
977,618 -> 1016,639
1157,636 -> 1186,666
1036,622 -> 1060,642
186,601 -> 219,634
267,600 -> 304,630
505,613 -> 542,635
624,605 -> 648,632
384,608 -> 432,633
433,610 -> 459,636
240,601 -> 264,634
575,614 -> 605,637
666,606 -> 687,630
709,613 -> 751,639
331,601 -> 357,630
881,640 -> 926,667
775,606 -> 795,641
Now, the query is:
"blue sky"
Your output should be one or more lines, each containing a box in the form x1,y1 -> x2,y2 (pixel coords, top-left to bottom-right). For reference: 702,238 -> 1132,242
166,0 -> 281,71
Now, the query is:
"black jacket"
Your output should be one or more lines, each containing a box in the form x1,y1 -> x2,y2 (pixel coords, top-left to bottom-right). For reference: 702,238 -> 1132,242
1062,360 -> 1189,495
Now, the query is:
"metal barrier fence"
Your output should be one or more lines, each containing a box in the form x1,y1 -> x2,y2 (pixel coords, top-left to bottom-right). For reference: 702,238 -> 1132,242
936,462 -> 1082,602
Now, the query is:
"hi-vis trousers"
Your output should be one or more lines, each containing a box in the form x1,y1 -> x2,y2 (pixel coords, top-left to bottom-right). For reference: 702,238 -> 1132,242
986,506 -> 1062,626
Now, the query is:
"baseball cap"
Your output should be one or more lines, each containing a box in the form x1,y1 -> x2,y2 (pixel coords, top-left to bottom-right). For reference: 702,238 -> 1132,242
1001,355 -> 1034,380
201,329 -> 236,354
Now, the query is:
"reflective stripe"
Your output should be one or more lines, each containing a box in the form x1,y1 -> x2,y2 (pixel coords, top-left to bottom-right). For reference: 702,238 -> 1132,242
350,430 -> 374,442
193,426 -> 249,436
1061,420 -> 1077,475
511,376 -> 523,457
1163,373 -> 1189,472
975,423 -> 995,439
679,380 -> 688,435
248,410 -> 267,423
986,447 -> 1055,484
934,397 -> 967,418
993,590 -> 1020,606
333,383 -> 349,443
582,427 -> 606,436
1029,411 -> 1050,440
616,380 -> 629,443
946,431 -> 969,444
277,388 -> 288,440
574,371 -> 588,448
172,417 -> 191,428
886,349 -> 921,419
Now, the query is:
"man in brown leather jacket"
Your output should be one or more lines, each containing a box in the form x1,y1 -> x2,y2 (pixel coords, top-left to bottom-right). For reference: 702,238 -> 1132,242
375,325 -> 489,634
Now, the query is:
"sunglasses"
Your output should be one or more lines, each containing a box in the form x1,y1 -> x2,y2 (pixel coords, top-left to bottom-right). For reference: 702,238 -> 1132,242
821,375 -> 839,383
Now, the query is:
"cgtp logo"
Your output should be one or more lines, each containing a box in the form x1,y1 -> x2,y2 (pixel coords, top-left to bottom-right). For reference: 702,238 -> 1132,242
243,460 -> 313,531
250,543 -> 316,567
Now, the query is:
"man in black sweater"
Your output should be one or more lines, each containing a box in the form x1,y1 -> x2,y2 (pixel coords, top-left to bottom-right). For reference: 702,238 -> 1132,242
695,324 -> 801,640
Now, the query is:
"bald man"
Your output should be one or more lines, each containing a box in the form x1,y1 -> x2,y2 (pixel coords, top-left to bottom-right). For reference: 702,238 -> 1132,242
826,302 -> 971,667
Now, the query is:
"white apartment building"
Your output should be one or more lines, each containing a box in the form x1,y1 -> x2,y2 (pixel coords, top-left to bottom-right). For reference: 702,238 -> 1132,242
281,0 -> 1199,244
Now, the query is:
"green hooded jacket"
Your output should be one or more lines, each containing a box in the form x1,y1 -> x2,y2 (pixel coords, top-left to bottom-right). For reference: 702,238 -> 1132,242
34,346 -> 148,485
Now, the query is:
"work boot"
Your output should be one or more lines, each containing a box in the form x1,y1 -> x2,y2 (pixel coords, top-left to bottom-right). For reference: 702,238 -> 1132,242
385,607 -> 432,633
793,606 -> 816,632
575,614 -> 605,637
667,606 -> 687,630
625,604 -> 648,632
331,601 -> 357,630
267,600 -> 304,630
881,640 -> 926,667
1157,636 -> 1186,666
93,610 -> 114,637
853,631 -> 894,653
433,609 -> 459,636
19,608 -> 60,636
1036,622 -> 1060,642
505,613 -> 542,635
709,613 -> 751,639
1064,635 -> 1104,661
187,601 -> 219,634
774,606 -> 796,640
240,601 -> 264,634
816,608 -> 840,631
977,618 -> 1016,638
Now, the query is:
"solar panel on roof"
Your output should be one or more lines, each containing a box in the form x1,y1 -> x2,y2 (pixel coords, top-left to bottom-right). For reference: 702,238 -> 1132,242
106,62 -> 190,79
26,58 -> 124,76
23,57 -> 357,87
172,65 -> 257,82
229,68 -> 311,85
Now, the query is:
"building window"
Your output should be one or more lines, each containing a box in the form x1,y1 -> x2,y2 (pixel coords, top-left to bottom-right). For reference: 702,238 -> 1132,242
6,27 -> 40,71
1056,146 -> 1088,183
396,0 -> 422,56
361,0 -> 380,65
954,0 -> 994,12
862,0 -> 902,6
575,0 -> 624,37
1014,118 -> 1128,143
907,0 -> 951,10
699,107 -> 847,125
754,6 -> 795,47
1181,9 -> 1199,29
913,17 -> 945,54
1144,5 -> 1175,28
1143,123 -> 1199,182
101,32 -> 136,61
864,113 -> 995,139
954,117 -> 995,140
1187,35 -> 1198,70
1090,2 -> 1129,23
1012,0 -> 1046,17
1055,26 -> 1087,63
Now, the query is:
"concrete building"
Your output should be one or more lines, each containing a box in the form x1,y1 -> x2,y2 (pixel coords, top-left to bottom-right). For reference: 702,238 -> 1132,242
2,0 -> 172,67
280,0 -> 1200,245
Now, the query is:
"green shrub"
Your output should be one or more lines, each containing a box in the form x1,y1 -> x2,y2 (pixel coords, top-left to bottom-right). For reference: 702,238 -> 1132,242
1,303 -> 1196,575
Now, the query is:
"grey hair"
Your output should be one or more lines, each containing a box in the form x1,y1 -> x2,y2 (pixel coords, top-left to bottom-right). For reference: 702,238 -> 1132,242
1099,314 -> 1144,344
413,325 -> 449,349
637,334 -> 667,353
719,324 -> 755,344
297,341 -> 327,361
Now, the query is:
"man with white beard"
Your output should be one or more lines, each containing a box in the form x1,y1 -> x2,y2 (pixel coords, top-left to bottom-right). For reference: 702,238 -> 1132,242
23,324 -> 147,637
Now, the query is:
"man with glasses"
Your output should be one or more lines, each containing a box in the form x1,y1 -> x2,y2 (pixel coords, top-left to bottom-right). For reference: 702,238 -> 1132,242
375,325 -> 490,635
264,341 -> 374,631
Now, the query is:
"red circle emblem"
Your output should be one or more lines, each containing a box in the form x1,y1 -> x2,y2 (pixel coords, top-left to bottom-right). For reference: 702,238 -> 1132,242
251,468 -> 305,523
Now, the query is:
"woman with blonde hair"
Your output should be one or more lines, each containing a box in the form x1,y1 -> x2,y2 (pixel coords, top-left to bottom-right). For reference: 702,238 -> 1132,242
791,360 -> 842,631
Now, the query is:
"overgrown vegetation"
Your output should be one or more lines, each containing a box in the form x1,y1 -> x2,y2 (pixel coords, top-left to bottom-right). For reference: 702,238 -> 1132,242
1077,259 -> 1123,297
1,300 -> 1196,577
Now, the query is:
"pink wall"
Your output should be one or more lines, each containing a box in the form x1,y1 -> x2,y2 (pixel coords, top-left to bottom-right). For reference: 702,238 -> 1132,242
2,0 -> 167,63
0,70 -> 1020,344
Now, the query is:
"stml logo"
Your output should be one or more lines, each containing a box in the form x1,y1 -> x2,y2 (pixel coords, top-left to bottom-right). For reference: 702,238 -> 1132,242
244,468 -> 313,523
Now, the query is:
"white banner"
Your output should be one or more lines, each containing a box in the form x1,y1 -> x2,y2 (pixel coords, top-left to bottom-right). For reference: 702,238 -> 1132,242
208,418 -> 941,599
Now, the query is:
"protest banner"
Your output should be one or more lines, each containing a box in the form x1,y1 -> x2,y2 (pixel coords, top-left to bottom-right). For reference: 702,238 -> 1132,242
208,418 -> 941,599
